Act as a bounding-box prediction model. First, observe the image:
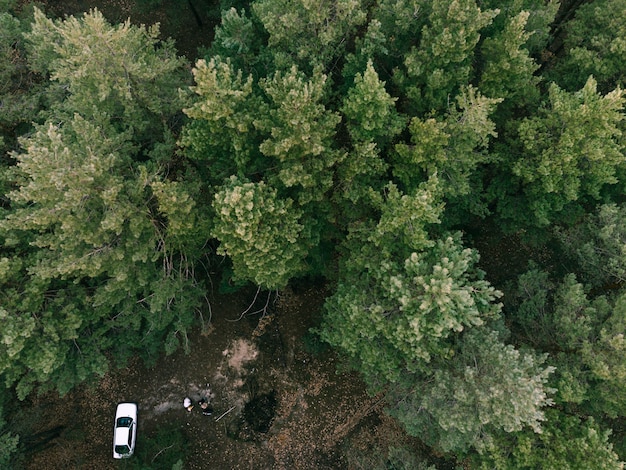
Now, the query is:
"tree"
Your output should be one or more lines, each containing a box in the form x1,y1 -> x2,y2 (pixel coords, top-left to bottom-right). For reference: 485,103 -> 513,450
394,86 -> 501,203
510,269 -> 626,418
212,176 -> 309,290
24,7 -> 187,156
499,77 -> 625,227
0,114 -> 204,397
180,57 -> 263,185
341,60 -> 404,147
478,11 -> 541,113
0,9 -> 204,398
320,226 -> 502,388
388,328 -> 554,454
251,0 -> 367,71
558,203 -> 626,288
256,65 -> 342,205
472,410 -> 624,470
397,0 -> 498,113
548,0 -> 626,92
0,1 -> 43,155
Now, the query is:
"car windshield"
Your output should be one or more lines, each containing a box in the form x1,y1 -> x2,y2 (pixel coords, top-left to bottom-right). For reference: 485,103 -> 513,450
116,417 -> 132,427
115,445 -> 130,455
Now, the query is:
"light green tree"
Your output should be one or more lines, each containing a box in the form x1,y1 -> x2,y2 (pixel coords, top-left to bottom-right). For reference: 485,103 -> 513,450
341,60 -> 404,147
389,328 -> 554,454
0,9 -> 203,398
180,57 -> 263,184
256,65 -> 342,205
510,269 -> 626,418
212,176 -> 308,290
0,114 -> 203,398
24,7 -> 187,155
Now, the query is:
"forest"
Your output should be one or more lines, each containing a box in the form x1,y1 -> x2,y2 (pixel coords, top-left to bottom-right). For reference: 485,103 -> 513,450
1,0 -> 626,468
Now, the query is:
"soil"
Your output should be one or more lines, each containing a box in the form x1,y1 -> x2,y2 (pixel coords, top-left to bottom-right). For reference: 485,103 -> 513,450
20,286 -> 422,469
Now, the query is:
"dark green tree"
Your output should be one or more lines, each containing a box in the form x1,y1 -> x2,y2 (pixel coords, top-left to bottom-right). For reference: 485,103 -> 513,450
496,77 -> 625,227
548,0 -> 626,92
510,269 -> 626,418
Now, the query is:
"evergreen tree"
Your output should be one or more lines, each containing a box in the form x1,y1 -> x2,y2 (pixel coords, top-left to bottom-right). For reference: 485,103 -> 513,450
251,0 -> 367,71
496,77 -> 625,227
473,410 -> 623,470
510,269 -> 626,418
397,0 -> 498,113
389,328 -> 554,454
0,9 -> 203,397
549,0 -> 626,92
212,176 -> 308,290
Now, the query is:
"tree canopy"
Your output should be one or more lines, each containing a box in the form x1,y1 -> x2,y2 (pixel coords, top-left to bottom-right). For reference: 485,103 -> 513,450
2,0 -> 626,467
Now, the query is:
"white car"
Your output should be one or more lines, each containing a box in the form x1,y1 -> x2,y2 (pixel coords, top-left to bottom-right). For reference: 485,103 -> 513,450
113,402 -> 137,459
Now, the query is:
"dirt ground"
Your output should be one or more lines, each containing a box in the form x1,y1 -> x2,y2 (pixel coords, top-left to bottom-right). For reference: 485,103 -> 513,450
20,285 -> 423,469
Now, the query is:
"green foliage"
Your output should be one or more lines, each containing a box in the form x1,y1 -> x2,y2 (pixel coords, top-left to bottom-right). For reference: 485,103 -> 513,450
25,8 -> 186,130
394,86 -> 501,200
212,176 -> 308,290
341,60 -> 404,147
510,269 -> 626,417
0,9 -> 203,398
211,8 -> 265,71
0,1 -> 42,152
479,0 -> 558,54
389,328 -> 554,454
257,65 -> 342,204
550,0 -> 626,92
505,78 -> 625,227
252,0 -> 367,70
181,56 -> 261,183
559,203 -> 626,288
0,388 -> 19,469
398,0 -> 499,113
478,11 -> 540,111
320,230 -> 502,387
473,410 -> 623,470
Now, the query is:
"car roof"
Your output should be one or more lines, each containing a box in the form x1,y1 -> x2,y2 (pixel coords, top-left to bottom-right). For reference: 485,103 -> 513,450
114,426 -> 130,445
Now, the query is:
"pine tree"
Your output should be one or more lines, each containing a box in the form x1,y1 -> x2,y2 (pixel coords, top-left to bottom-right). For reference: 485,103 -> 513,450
212,176 -> 308,290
